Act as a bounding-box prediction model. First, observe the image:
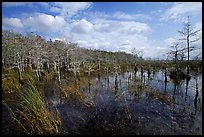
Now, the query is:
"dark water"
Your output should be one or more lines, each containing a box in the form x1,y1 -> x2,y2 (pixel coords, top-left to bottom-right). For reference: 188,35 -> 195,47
49,70 -> 202,135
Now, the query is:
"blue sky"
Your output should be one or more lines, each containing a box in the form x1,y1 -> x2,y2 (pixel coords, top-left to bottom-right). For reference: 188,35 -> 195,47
2,2 -> 202,59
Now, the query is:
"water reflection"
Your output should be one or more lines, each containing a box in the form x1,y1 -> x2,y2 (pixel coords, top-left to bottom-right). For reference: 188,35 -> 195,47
88,78 -> 91,92
185,76 -> 190,102
141,67 -> 144,83
48,69 -> 202,135
115,74 -> 118,97
164,68 -> 167,93
194,76 -> 199,115
134,65 -> 138,77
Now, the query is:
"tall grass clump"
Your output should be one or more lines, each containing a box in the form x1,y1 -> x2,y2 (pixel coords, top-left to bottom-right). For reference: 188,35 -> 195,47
7,73 -> 62,134
18,78 -> 61,134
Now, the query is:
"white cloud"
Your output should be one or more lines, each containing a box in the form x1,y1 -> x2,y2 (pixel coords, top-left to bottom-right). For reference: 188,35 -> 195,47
24,13 -> 65,32
161,2 -> 202,22
49,2 -> 92,18
119,21 -> 152,35
72,19 -> 93,33
60,18 -> 154,58
2,2 -> 92,19
80,11 -> 152,22
91,19 -> 152,35
164,37 -> 177,45
112,12 -> 135,20
3,18 -> 23,29
108,12 -> 152,21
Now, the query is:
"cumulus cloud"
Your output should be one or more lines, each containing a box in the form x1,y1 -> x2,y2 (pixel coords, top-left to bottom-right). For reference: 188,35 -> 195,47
3,18 -> 23,29
92,19 -> 152,35
60,18 -> 154,57
119,21 -> 152,35
72,19 -> 93,33
24,13 -> 65,32
161,2 -> 202,22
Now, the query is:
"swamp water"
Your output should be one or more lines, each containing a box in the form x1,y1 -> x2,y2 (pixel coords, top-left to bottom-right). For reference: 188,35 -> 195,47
47,70 -> 202,135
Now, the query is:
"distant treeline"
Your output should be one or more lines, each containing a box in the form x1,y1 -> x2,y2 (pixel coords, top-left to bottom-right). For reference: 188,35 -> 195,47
2,30 -> 142,70
2,30 -> 201,73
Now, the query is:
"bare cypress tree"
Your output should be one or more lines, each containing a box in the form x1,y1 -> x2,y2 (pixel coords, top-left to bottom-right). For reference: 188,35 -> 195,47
178,16 -> 201,74
167,42 -> 187,71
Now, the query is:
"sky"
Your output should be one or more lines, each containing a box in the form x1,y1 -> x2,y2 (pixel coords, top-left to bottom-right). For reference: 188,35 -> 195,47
2,2 -> 202,59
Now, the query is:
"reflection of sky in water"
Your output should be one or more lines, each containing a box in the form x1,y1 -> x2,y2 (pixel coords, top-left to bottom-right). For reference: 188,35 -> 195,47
145,70 -> 202,104
89,71 -> 202,107
52,70 -> 202,135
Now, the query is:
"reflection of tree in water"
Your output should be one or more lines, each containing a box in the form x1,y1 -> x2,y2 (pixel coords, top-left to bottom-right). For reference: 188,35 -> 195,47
88,78 -> 91,92
184,75 -> 191,102
191,68 -> 200,116
147,68 -> 151,80
194,75 -> 199,115
164,68 -> 167,93
115,74 -> 118,97
152,67 -> 156,78
169,73 -> 184,107
140,67 -> 144,83
134,65 -> 138,77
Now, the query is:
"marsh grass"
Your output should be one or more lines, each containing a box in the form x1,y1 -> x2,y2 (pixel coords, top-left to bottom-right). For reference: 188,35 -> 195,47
59,74 -> 97,104
60,82 -> 83,103
145,87 -> 173,104
2,70 -> 62,135
2,69 -> 22,93
17,79 -> 61,134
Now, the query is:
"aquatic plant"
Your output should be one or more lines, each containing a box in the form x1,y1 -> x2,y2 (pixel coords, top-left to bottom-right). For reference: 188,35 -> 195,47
60,82 -> 83,103
169,69 -> 190,85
